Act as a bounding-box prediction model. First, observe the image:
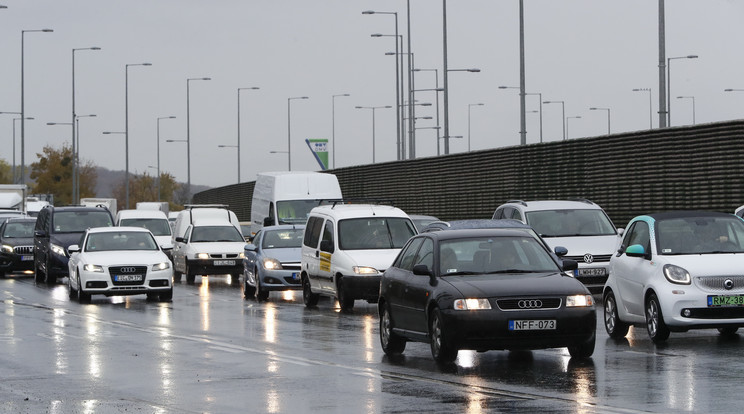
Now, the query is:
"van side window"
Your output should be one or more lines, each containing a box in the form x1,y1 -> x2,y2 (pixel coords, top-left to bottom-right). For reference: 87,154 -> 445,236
321,220 -> 334,245
304,217 -> 323,248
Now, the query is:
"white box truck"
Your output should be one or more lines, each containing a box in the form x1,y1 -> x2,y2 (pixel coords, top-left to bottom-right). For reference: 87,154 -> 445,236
0,185 -> 28,212
250,171 -> 342,236
136,201 -> 169,215
80,198 -> 117,217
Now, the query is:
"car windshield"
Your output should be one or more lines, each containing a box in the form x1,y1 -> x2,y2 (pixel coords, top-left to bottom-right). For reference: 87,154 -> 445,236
338,217 -> 417,250
120,218 -> 172,236
2,221 -> 35,238
85,231 -> 158,252
526,209 -> 616,237
52,211 -> 113,233
276,200 -> 328,225
439,236 -> 560,275
657,216 -> 744,254
191,225 -> 244,243
261,228 -> 304,249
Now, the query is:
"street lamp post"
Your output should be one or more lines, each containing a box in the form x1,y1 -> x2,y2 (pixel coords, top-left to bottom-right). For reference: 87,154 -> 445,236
499,86 -> 542,143
72,47 -> 100,203
21,28 -> 53,185
287,96 -> 309,172
632,88 -> 653,129
589,107 -> 611,134
676,96 -> 696,125
355,105 -> 392,163
186,77 -> 211,198
125,63 -> 152,209
566,116 -> 582,139
237,87 -> 259,182
413,68 -> 443,155
667,55 -> 698,126
12,116 -> 33,183
467,103 -> 484,152
331,93 -> 350,169
156,116 -> 176,201
443,68 -> 480,154
543,100 -> 566,140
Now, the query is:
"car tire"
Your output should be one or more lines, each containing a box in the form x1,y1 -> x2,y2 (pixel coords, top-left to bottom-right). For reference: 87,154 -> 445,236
718,327 -> 739,336
77,276 -> 90,303
34,255 -> 45,284
604,290 -> 630,338
44,257 -> 56,285
160,289 -> 173,302
185,264 -> 196,284
429,307 -> 457,363
244,268 -> 257,298
302,275 -> 319,307
68,270 -> 78,299
645,293 -> 670,342
568,332 -> 596,358
256,269 -> 269,301
380,303 -> 406,355
0,271 -> 5,279
336,276 -> 355,311
173,269 -> 182,283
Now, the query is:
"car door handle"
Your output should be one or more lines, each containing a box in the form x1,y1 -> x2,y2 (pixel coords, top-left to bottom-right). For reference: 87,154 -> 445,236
315,251 -> 319,258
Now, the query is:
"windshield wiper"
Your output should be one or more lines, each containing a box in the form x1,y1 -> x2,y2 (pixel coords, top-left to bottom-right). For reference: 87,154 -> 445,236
442,271 -> 479,276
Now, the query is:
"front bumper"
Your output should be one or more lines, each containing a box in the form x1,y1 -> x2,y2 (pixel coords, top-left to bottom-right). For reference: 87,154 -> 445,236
187,258 -> 243,276
257,267 -> 302,291
341,274 -> 382,302
0,251 -> 35,274
660,288 -> 744,330
79,268 -> 172,296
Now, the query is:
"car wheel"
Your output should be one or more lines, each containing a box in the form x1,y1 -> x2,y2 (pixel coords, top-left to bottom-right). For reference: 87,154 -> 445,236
256,269 -> 269,301
68,270 -> 78,299
77,276 -> 90,303
160,289 -> 173,302
302,275 -> 319,307
603,290 -> 629,338
336,276 -> 355,311
173,269 -> 182,283
185,264 -> 196,284
244,268 -> 257,299
380,303 -> 406,355
44,257 -> 56,285
429,307 -> 457,363
0,271 -> 5,279
34,255 -> 45,283
645,293 -> 670,342
568,332 -> 596,358
718,327 -> 739,336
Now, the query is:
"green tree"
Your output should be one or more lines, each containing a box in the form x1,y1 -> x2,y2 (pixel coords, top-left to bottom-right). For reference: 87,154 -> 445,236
29,144 -> 96,205
0,159 -> 11,184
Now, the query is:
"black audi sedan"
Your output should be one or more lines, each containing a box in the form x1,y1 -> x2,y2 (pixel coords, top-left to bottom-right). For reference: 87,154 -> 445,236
378,228 -> 596,363
0,217 -> 37,278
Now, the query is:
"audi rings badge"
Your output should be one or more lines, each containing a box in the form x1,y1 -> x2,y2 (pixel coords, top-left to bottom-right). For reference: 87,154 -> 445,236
120,267 -> 137,273
518,299 -> 543,309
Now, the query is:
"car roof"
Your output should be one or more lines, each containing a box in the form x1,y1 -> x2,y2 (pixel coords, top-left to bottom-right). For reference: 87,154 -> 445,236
310,204 -> 410,220
500,199 -> 601,211
643,211 -> 739,221
87,226 -> 151,234
2,217 -> 36,224
117,209 -> 168,219
423,219 -> 530,232
44,205 -> 111,213
422,228 -> 540,241
191,218 -> 238,227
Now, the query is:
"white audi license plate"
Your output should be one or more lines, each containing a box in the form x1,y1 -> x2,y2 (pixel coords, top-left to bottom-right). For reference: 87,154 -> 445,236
214,260 -> 235,266
115,274 -> 143,282
509,320 -> 556,331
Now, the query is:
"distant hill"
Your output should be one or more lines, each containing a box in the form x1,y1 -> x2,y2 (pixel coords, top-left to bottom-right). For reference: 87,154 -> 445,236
94,167 -> 210,197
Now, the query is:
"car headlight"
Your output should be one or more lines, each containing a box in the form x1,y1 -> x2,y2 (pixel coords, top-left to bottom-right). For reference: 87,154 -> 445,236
566,294 -> 594,307
663,264 -> 691,285
83,264 -> 104,273
453,298 -> 492,310
353,266 -> 379,275
152,262 -> 171,271
262,257 -> 283,270
196,253 -> 209,260
1,245 -> 12,254
238,252 -> 245,259
51,243 -> 66,257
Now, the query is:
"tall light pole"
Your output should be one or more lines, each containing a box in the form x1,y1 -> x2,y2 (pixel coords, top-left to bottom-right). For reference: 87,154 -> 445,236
443,68 -> 480,154
186,77 -> 211,198
543,100 -> 566,141
414,68 -> 442,155
156,116 -> 176,201
518,0 -> 527,146
566,116 -> 582,139
73,114 -> 95,203
499,86 -> 542,143
467,103 -> 484,152
667,54 -> 698,126
125,63 -> 152,209
355,105 -> 392,163
21,28 -> 53,185
237,87 -> 259,182
632,88 -> 653,129
72,47 -> 100,204
287,96 -> 309,172
12,116 -> 32,183
331,93 -> 350,169
589,107 -> 611,134
442,0 -> 450,155
676,96 -> 696,125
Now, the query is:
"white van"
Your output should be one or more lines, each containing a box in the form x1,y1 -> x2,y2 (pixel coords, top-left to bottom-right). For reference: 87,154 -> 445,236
300,203 -> 417,311
172,204 -> 241,242
250,171 -> 342,236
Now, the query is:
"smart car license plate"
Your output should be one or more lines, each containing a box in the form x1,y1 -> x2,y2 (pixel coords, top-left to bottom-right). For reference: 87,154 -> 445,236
214,260 -> 235,266
708,295 -> 744,307
509,320 -> 556,331
21,255 -> 33,261
114,274 -> 143,282
576,268 -> 606,277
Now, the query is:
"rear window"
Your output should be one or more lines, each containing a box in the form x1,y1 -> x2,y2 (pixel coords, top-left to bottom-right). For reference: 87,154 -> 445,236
52,211 -> 113,233
338,217 -> 416,250
120,218 -> 172,236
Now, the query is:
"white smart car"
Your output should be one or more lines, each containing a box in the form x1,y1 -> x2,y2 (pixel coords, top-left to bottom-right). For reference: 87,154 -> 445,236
67,227 -> 173,303
604,211 -> 744,342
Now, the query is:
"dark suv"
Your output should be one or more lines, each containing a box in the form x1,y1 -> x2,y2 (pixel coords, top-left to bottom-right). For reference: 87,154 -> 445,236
34,205 -> 114,284
0,217 -> 37,277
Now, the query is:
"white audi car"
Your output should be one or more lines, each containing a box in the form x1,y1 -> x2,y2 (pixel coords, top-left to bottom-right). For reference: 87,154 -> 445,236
67,227 -> 173,303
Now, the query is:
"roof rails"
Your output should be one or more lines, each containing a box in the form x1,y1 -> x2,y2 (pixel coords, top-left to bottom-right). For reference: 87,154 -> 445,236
568,198 -> 596,205
325,199 -> 395,209
505,199 -> 528,207
183,204 -> 229,209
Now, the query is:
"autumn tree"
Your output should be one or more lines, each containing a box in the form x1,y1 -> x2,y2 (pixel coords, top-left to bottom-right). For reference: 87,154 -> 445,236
0,159 -> 11,184
29,144 -> 97,205
112,171 -> 182,210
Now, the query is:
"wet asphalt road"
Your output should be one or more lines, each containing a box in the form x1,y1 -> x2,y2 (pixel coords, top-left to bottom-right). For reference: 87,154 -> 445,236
0,274 -> 741,413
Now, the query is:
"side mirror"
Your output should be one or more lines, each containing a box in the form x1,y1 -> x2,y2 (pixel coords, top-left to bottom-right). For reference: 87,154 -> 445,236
561,258 -> 578,272
68,244 -> 80,254
320,239 -> 334,253
263,217 -> 274,227
175,237 -> 185,243
413,264 -> 437,285
617,228 -> 625,236
553,246 -> 568,257
160,242 -> 173,251
244,244 -> 257,252
625,244 -> 647,258
34,230 -> 47,238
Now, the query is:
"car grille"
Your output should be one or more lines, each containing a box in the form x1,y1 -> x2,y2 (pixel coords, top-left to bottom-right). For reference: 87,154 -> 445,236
684,307 -> 744,319
109,266 -> 148,286
282,262 -> 301,271
574,275 -> 608,286
209,253 -> 240,259
695,276 -> 744,292
13,246 -> 33,255
565,254 -> 612,263
496,297 -> 562,311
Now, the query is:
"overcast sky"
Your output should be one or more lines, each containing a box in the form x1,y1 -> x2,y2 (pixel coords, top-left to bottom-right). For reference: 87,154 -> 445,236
1,0 -> 743,188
